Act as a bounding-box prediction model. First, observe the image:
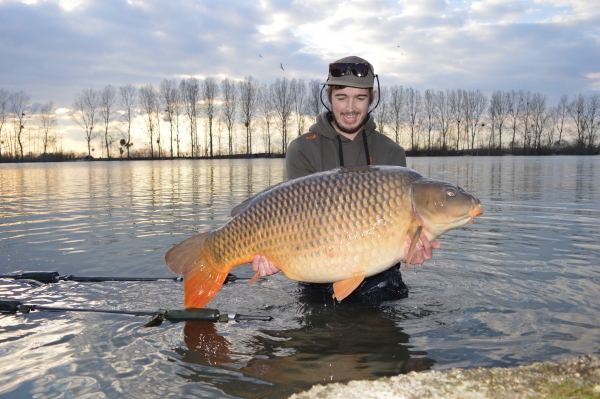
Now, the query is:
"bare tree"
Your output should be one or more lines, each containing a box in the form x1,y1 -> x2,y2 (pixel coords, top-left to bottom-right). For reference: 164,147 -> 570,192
553,95 -> 568,152
180,77 -> 201,157
10,91 -> 38,160
0,89 -> 9,159
518,91 -> 533,151
436,90 -> 451,150
373,85 -> 390,137
547,105 -> 560,149
291,78 -> 307,137
584,93 -> 599,149
154,89 -> 164,157
489,91 -> 508,150
568,93 -> 587,151
389,85 -> 404,144
118,84 -> 137,159
172,85 -> 183,157
239,76 -> 260,155
272,77 -> 294,154
258,83 -> 274,155
202,77 -> 219,157
530,92 -> 548,153
307,79 -> 323,122
423,89 -> 436,151
404,87 -> 422,151
464,90 -> 487,153
39,101 -> 56,160
48,130 -> 63,156
506,90 -> 523,153
460,90 -> 471,152
72,88 -> 99,160
448,89 -> 464,152
221,78 -> 238,155
139,84 -> 159,158
160,79 -> 180,158
99,85 -> 117,158
499,91 -> 510,149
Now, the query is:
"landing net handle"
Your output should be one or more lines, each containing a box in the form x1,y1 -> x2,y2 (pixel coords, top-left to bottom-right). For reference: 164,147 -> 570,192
0,300 -> 271,326
1,300 -> 224,326
1,271 -> 239,284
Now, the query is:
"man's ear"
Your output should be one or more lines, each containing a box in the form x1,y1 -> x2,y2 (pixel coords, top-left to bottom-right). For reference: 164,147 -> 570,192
371,89 -> 378,103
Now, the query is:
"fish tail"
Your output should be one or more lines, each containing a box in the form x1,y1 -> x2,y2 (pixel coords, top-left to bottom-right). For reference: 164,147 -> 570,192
165,232 -> 231,308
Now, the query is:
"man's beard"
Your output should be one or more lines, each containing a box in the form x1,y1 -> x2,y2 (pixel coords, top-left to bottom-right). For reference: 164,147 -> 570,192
333,112 -> 370,134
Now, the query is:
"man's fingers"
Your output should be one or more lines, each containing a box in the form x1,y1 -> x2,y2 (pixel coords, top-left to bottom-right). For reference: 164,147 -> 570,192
266,261 -> 278,275
251,255 -> 280,276
405,232 -> 441,265
420,233 -> 433,260
259,256 -> 269,276
251,254 -> 261,272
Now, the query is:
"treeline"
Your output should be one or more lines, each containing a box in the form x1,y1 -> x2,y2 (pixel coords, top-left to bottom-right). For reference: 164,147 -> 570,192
374,88 -> 599,156
0,80 -> 598,162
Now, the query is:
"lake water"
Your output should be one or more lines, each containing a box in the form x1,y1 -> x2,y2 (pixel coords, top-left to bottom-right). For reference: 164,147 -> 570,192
1,157 -> 599,398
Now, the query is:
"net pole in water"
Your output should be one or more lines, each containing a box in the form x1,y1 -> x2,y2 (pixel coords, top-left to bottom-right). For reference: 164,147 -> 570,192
0,300 -> 272,327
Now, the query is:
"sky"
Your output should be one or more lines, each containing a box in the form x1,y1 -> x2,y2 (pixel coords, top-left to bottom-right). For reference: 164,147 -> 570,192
1,0 -> 599,153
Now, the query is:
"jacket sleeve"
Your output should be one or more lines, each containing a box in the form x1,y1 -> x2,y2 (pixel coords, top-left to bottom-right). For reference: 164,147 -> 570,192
285,138 -> 318,180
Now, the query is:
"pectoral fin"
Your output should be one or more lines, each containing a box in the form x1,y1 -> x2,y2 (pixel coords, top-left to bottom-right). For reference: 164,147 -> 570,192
332,274 -> 366,302
404,225 -> 423,270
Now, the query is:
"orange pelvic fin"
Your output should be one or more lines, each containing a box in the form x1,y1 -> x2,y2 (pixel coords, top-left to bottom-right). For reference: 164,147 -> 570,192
165,232 -> 230,308
332,274 -> 366,302
404,225 -> 423,271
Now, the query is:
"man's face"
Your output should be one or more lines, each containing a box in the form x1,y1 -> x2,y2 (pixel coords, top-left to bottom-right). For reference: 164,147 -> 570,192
330,86 -> 374,136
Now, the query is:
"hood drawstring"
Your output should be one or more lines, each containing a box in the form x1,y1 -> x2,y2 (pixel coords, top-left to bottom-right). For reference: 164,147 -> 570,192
336,135 -> 345,166
337,130 -> 371,167
362,129 -> 371,166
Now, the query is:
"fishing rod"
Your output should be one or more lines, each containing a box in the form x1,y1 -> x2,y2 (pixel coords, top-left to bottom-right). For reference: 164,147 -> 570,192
0,299 -> 273,327
0,271 -> 249,285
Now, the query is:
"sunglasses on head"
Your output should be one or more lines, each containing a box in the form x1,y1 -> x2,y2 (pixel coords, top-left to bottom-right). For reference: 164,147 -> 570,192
329,62 -> 372,78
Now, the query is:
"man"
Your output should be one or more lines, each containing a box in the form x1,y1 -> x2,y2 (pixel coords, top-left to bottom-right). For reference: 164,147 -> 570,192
252,55 -> 439,301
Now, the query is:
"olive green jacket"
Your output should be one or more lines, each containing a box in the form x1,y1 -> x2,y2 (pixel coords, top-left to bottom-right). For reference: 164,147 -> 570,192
285,111 -> 406,180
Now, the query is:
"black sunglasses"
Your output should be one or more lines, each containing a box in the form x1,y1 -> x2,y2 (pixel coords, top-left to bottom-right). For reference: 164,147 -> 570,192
329,63 -> 372,78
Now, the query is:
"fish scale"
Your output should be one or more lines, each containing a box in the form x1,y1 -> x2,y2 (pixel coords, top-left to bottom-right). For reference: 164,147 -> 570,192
165,165 -> 483,308
208,168 -> 415,282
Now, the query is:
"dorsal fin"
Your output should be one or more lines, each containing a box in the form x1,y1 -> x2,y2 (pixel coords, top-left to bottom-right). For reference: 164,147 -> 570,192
338,165 -> 379,174
230,180 -> 289,217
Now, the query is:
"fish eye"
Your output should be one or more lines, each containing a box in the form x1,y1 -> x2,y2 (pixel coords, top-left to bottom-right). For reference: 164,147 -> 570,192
446,188 -> 457,197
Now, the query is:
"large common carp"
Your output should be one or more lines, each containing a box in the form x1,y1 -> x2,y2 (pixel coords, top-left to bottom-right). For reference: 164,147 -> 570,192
165,166 -> 483,308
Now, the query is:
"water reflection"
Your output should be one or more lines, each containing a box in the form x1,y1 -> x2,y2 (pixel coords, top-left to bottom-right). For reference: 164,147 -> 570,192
178,300 -> 434,398
1,157 -> 600,399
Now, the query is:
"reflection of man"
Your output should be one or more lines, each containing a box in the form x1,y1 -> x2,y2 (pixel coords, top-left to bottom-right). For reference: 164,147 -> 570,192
253,56 -> 439,300
180,303 -> 434,396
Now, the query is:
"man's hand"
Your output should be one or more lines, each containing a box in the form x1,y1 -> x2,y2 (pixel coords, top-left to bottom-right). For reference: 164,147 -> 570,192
251,255 -> 280,277
405,233 -> 441,265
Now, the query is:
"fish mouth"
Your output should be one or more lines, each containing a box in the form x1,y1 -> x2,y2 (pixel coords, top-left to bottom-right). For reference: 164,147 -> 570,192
468,200 -> 483,226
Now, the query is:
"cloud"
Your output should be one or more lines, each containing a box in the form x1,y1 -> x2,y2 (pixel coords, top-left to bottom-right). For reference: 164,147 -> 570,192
0,0 -> 598,140
586,72 -> 600,90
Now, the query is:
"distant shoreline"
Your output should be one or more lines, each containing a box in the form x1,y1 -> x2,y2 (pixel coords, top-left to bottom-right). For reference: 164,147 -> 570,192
0,146 -> 598,164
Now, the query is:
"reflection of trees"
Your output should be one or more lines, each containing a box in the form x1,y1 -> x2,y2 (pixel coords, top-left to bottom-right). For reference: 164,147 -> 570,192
176,300 -> 434,398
